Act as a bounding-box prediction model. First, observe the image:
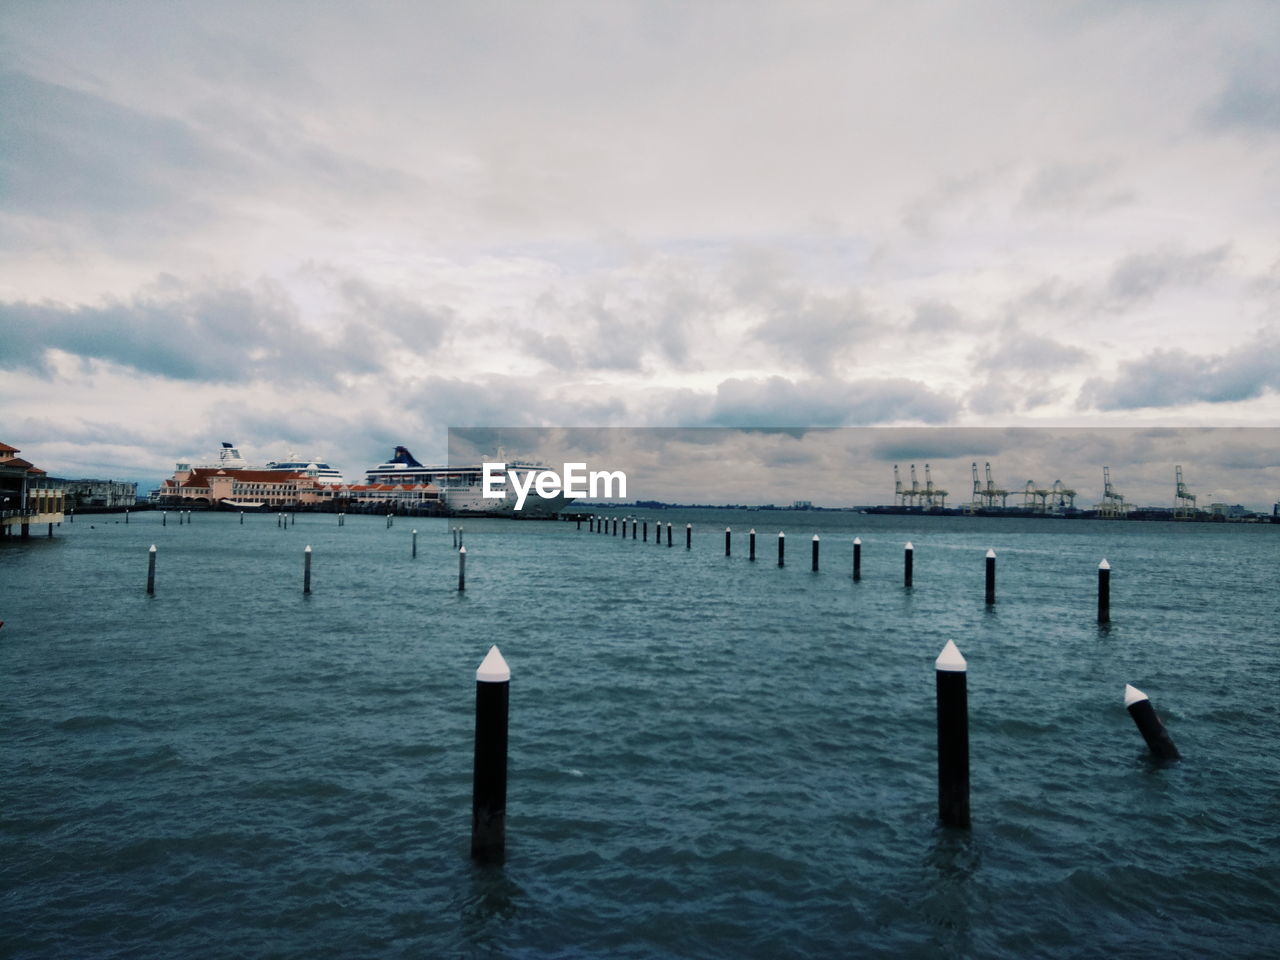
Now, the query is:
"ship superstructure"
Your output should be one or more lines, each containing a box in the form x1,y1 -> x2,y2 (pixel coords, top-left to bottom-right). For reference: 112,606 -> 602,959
364,446 -> 571,517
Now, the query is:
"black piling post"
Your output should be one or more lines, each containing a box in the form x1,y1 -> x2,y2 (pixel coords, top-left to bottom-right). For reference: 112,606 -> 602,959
904,541 -> 914,587
458,545 -> 467,592
725,527 -> 731,556
667,522 -> 672,547
577,516 -> 582,530
613,518 -> 618,537
985,549 -> 996,605
643,520 -> 648,542
1124,684 -> 1180,760
749,529 -> 756,561
412,529 -> 418,559
1098,559 -> 1111,623
632,518 -> 637,540
686,523 -> 692,550
811,534 -> 820,572
471,645 -> 510,863
239,511 -> 244,525
146,544 -> 156,595
162,511 -> 167,527
304,545 -> 312,594
777,531 -> 785,566
853,537 -> 861,581
936,640 -> 970,829
125,509 -> 130,524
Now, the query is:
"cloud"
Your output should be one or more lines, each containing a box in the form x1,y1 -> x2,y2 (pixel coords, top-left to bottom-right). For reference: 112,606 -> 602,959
974,331 -> 1089,374
1018,159 -> 1135,214
1103,246 -> 1229,308
1200,45 -> 1280,134
0,277 -> 391,384
0,71 -> 240,232
1078,339 -> 1280,410
909,300 -> 966,335
705,376 -> 959,427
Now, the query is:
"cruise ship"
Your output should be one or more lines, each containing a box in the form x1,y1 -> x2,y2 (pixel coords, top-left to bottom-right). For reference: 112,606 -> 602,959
176,443 -> 345,485
364,446 -> 573,517
264,453 -> 346,486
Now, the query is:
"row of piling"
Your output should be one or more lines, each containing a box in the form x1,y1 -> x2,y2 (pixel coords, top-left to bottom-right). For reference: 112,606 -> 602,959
583,518 -> 1115,623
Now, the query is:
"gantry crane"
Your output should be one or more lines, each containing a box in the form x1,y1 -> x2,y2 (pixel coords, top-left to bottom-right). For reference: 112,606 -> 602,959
908,464 -> 922,509
983,462 -> 1009,509
1175,465 -> 1198,519
1095,465 -> 1129,518
1023,480 -> 1051,513
1050,479 -> 1077,513
924,463 -> 947,510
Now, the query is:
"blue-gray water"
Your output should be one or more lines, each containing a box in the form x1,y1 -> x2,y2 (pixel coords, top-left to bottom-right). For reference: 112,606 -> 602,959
3,510 -> 1278,958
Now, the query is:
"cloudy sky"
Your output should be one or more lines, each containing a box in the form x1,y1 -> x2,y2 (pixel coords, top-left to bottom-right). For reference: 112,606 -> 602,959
2,1 -> 1278,502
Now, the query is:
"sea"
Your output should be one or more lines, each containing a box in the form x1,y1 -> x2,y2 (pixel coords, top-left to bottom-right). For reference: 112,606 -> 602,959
2,509 -> 1278,959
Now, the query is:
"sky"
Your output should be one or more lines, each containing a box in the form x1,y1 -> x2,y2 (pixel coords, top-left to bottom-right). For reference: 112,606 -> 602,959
1,1 -> 1278,505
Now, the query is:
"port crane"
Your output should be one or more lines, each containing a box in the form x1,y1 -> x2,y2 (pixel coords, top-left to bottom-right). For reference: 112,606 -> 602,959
1022,480 -> 1051,513
1095,466 -> 1129,518
908,464 -> 922,509
983,462 -> 1008,509
1050,479 -> 1076,512
924,463 -> 947,509
1174,465 -> 1198,519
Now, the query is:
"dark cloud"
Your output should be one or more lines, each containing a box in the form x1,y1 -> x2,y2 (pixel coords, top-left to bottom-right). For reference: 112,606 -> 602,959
1201,50 -> 1280,134
1018,159 -> 1135,214
750,290 -> 882,375
523,260 -> 707,373
1078,339 -> 1280,410
339,279 -> 451,352
909,300 -> 966,335
0,71 -> 240,232
704,376 -> 958,427
1103,246 -> 1228,308
0,277 -> 391,384
975,331 -> 1089,373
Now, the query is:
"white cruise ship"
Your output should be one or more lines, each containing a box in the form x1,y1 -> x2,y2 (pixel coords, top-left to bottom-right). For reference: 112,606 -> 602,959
178,443 -> 346,485
364,446 -> 572,517
264,452 -> 346,486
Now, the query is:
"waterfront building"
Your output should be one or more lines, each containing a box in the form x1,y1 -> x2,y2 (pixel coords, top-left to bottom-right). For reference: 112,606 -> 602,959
0,441 -> 66,538
62,479 -> 138,511
158,466 -> 330,510
342,482 -> 442,513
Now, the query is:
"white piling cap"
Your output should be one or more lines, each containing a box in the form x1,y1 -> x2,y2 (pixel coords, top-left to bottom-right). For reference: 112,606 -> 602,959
149,544 -> 156,553
1099,558 -> 1110,570
476,645 -> 510,683
686,523 -> 691,528
304,545 -> 312,553
750,528 -> 756,534
935,640 -> 967,672
813,534 -> 820,540
412,529 -> 417,534
779,531 -> 785,537
726,527 -> 731,532
854,537 -> 861,544
986,548 -> 996,558
460,545 -> 467,554
1124,683 -> 1148,707
905,541 -> 914,550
